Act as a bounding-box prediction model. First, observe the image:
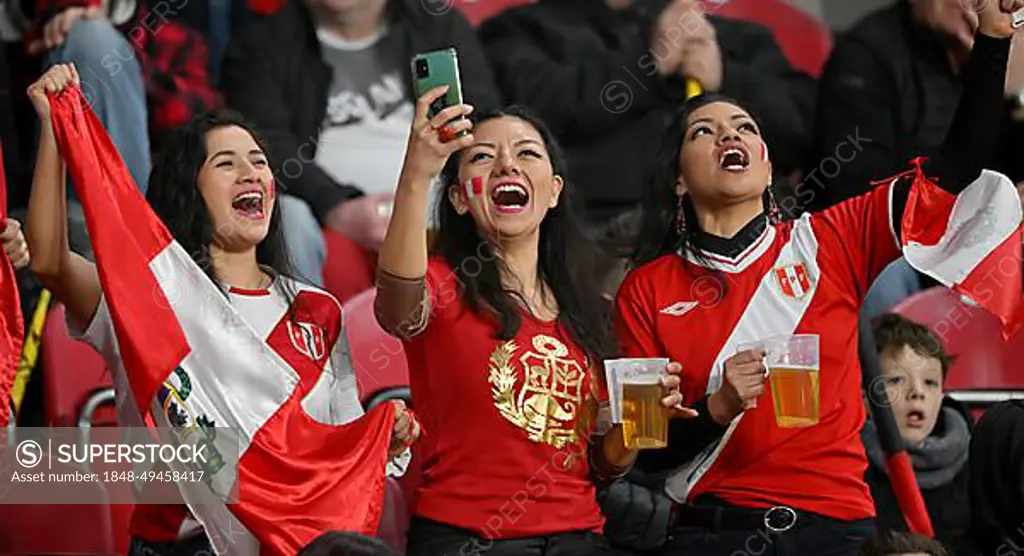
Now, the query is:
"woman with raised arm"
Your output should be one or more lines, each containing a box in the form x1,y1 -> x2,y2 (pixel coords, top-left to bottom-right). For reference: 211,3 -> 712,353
374,88 -> 694,555
610,1 -> 1024,555
24,64 -> 417,556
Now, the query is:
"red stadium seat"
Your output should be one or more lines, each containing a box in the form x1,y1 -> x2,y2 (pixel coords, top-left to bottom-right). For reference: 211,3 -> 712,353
39,304 -> 115,428
702,0 -> 833,77
323,229 -> 376,306
452,0 -> 534,26
890,287 -> 1024,417
0,447 -> 115,554
342,288 -> 411,409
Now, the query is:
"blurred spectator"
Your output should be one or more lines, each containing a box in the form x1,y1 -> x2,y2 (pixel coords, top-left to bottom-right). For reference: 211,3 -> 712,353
298,531 -> 397,556
478,0 -> 815,232
3,0 -> 150,191
862,314 -> 975,555
969,400 -> 1024,556
811,0 -> 1024,211
221,0 -> 500,287
858,531 -> 950,556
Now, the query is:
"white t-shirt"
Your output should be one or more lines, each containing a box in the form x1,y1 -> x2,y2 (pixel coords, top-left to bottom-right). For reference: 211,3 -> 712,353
315,27 -> 415,196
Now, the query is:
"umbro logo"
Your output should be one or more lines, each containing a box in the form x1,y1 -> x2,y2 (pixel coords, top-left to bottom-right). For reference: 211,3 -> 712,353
660,301 -> 699,317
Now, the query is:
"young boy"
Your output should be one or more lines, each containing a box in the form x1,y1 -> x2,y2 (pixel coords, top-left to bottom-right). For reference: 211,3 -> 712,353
862,314 -> 974,555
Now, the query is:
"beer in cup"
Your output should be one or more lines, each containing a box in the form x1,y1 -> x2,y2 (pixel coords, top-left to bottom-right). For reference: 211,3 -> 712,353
739,334 -> 820,428
604,358 -> 670,450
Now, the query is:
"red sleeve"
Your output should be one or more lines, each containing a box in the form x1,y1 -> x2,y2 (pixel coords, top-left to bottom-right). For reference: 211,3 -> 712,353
613,269 -> 664,358
812,181 -> 902,299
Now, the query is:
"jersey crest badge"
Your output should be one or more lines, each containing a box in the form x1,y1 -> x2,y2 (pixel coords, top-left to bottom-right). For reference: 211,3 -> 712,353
774,263 -> 814,299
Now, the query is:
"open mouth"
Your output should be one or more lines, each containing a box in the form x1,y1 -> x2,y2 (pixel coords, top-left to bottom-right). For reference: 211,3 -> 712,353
490,182 -> 530,214
232,189 -> 266,220
718,147 -> 750,172
906,409 -> 926,427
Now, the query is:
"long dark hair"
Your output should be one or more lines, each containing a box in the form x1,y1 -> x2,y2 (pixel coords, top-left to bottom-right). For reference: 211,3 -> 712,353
433,106 -> 615,363
632,94 -> 774,269
144,109 -> 296,292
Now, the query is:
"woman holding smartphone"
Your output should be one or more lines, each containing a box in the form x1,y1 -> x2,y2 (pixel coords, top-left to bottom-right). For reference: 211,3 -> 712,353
374,84 -> 694,555
612,2 -> 1024,554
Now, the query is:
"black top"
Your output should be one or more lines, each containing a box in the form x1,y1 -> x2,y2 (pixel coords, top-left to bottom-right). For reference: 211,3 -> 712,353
810,1 -> 1024,211
479,0 -> 816,218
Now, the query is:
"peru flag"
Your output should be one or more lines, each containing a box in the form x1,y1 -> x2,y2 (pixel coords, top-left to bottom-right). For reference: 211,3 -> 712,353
898,159 -> 1023,339
0,140 -> 22,428
49,86 -> 395,554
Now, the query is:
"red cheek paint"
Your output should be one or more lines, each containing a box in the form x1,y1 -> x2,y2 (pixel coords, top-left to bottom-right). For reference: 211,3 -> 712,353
267,179 -> 276,201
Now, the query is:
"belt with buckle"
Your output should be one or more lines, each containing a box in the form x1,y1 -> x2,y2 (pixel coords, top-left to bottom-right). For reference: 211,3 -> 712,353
672,502 -> 802,534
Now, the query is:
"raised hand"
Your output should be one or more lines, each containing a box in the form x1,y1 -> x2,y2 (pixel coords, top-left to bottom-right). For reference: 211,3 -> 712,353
400,86 -> 475,185
974,0 -> 1024,38
27,63 -> 79,124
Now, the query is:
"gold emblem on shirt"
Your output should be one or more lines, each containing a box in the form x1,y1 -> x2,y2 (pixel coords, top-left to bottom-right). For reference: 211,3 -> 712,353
488,334 -> 585,451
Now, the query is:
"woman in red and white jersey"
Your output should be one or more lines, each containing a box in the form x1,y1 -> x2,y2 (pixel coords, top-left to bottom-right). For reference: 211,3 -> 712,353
23,64 -> 418,555
374,87 -> 692,555
612,2 -> 1024,555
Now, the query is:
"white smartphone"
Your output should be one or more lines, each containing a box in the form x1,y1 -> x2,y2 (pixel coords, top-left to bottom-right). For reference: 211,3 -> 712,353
1014,8 -> 1024,29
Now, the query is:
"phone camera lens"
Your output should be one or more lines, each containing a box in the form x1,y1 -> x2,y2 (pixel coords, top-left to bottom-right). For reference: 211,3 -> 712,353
416,59 -> 429,79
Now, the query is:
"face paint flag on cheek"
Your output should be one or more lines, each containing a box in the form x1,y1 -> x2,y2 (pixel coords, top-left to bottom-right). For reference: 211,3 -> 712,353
464,176 -> 484,204
761,143 -> 769,163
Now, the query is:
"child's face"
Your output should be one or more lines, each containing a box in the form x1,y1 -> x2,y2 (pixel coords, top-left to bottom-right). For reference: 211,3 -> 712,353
880,345 -> 945,445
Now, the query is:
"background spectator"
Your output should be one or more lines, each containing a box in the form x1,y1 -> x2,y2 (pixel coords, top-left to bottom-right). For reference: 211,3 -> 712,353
221,0 -> 500,287
969,400 -> 1024,555
863,314 -> 974,555
478,0 -> 816,237
811,0 -> 1024,211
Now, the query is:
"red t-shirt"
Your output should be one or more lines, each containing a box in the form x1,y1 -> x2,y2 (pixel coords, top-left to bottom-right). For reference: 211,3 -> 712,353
616,184 -> 901,521
403,257 -> 605,538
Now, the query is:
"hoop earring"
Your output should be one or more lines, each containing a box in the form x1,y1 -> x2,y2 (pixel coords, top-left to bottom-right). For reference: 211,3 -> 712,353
766,185 -> 782,225
674,195 -> 687,236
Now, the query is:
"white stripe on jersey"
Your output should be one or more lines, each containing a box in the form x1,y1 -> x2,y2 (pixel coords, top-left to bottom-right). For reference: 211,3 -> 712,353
665,215 -> 821,503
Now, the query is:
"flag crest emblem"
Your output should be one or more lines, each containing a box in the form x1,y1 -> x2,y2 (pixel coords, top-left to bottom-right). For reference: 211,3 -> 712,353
774,263 -> 813,299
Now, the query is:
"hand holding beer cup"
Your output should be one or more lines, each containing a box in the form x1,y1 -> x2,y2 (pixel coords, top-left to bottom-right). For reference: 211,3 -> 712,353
708,348 -> 768,425
605,359 -> 698,451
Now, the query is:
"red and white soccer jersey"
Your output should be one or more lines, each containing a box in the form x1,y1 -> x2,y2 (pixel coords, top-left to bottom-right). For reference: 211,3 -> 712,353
616,184 -> 902,520
68,276 -> 363,542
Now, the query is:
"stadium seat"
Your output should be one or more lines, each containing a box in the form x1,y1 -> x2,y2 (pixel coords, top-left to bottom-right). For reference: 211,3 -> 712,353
342,288 -> 411,409
452,0 -> 534,26
323,229 -> 377,306
0,447 -> 115,554
39,304 -> 115,428
702,0 -> 833,77
890,287 -> 1024,416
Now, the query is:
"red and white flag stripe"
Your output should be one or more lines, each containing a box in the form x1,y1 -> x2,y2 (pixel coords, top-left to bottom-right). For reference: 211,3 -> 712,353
50,87 -> 396,555
899,162 -> 1023,339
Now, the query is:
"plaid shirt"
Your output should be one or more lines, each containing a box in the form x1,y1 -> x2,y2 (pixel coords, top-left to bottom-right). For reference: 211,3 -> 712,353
23,0 -> 221,146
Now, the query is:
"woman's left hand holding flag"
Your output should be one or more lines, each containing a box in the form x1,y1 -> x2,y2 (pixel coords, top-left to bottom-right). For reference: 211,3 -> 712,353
1,219 -> 29,270
388,399 -> 421,457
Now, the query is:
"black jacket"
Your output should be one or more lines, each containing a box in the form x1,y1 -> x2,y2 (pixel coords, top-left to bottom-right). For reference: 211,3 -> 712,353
479,0 -> 816,218
810,0 -> 1024,211
221,0 -> 501,222
969,401 -> 1024,556
864,398 -> 976,556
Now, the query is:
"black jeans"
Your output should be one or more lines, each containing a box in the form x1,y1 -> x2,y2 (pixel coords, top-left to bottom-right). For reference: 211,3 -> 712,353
657,500 -> 875,556
407,516 -> 611,556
